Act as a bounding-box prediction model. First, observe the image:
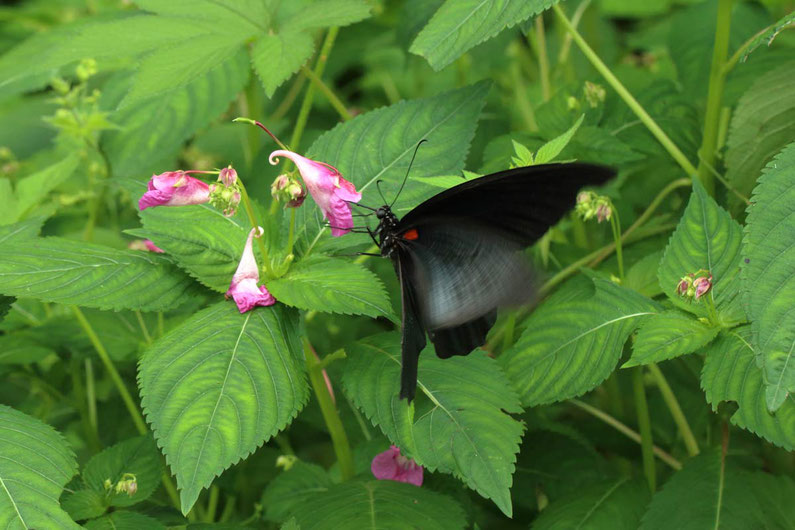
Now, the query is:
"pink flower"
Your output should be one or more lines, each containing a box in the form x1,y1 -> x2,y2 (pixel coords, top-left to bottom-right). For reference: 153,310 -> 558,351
226,227 -> 276,313
218,166 -> 238,187
676,275 -> 692,296
693,275 -> 712,300
138,171 -> 211,211
143,240 -> 164,253
269,150 -> 361,236
128,239 -> 164,253
371,445 -> 423,486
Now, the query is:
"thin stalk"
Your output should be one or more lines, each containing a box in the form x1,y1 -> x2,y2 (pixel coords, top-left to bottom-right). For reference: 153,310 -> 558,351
509,53 -> 538,131
553,4 -> 698,177
609,206 -> 624,279
570,399 -> 681,470
532,16 -> 551,101
219,495 -> 237,523
304,340 -> 354,480
233,118 -> 290,151
270,72 -> 307,122
70,357 -> 100,452
157,312 -> 165,337
715,422 -> 729,530
135,310 -> 152,345
696,0 -> 733,196
238,181 -> 272,277
723,16 -> 794,74
300,65 -> 353,121
205,485 -> 220,522
648,363 -> 700,456
85,359 -> 98,436
632,367 -> 657,491
557,0 -> 592,66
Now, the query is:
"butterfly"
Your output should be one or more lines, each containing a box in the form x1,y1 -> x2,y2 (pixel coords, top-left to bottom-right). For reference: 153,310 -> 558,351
349,151 -> 614,401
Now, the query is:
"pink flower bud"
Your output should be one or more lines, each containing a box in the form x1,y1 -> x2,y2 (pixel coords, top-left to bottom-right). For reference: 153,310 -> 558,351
693,275 -> 712,299
139,171 -> 211,210
219,166 -> 238,187
371,445 -> 423,486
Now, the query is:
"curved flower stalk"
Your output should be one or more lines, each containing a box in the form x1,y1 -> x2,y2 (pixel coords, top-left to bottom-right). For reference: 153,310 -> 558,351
269,150 -> 361,236
371,445 -> 423,486
226,227 -> 276,313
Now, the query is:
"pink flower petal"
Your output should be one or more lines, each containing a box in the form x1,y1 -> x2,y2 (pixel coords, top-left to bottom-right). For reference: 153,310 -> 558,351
371,445 -> 423,486
226,227 -> 276,313
138,171 -> 211,210
143,240 -> 164,253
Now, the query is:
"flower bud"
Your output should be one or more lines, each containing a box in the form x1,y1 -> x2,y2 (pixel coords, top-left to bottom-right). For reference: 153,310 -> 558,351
271,173 -> 307,208
676,270 -> 712,301
208,166 -> 242,217
584,81 -> 606,108
76,58 -> 98,82
693,275 -> 712,300
219,166 -> 238,187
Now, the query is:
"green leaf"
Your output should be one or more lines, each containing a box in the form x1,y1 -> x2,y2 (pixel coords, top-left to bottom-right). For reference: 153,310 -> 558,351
0,217 -> 45,243
743,143 -> 795,411
61,489 -> 107,521
532,479 -> 649,530
280,0 -> 372,32
267,256 -> 394,320
133,0 -> 269,33
293,479 -> 466,530
84,511 -> 166,530
82,435 -> 163,507
11,154 -> 80,223
344,333 -> 524,517
139,302 -> 308,514
624,250 -> 664,298
533,114 -> 584,165
0,334 -> 53,364
251,31 -> 314,98
262,462 -> 333,523
726,62 -> 795,207
624,311 -> 720,367
301,81 -> 490,250
409,0 -> 558,71
501,276 -> 658,406
701,327 -> 795,451
657,179 -> 744,323
0,404 -> 80,529
0,237 -> 198,312
738,11 -> 795,63
103,49 -> 250,176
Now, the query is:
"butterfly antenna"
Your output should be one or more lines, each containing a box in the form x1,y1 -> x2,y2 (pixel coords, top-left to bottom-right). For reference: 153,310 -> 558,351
348,201 -> 377,212
390,139 -> 427,208
376,179 -> 388,205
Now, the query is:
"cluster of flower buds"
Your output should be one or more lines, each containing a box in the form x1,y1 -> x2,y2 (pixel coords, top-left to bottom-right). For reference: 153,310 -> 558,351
676,269 -> 712,300
584,81 -> 606,108
271,173 -> 306,208
209,166 -> 242,216
575,190 -> 613,223
103,473 -> 138,497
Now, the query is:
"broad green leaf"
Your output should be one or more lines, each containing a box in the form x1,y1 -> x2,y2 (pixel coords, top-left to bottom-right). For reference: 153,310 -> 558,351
0,334 -> 53,364
133,0 -> 269,33
251,31 -> 315,98
532,479 -> 649,530
639,449 -> 770,530
10,154 -> 79,223
293,479 -> 466,530
624,311 -> 719,367
534,114 -> 584,164
0,404 -> 80,529
84,511 -> 166,530
61,489 -> 107,521
280,0 -> 372,32
103,49 -> 250,176
624,250 -> 664,298
657,179 -> 744,323
726,62 -> 795,208
262,462 -> 333,523
501,276 -> 658,406
344,333 -> 524,517
701,327 -> 795,451
301,81 -> 490,250
0,297 -> 13,323
139,303 -> 308,514
738,11 -> 795,63
82,436 -> 163,507
0,217 -> 45,243
410,0 -> 558,71
0,237 -> 198,312
743,143 -> 795,411
267,256 -> 394,320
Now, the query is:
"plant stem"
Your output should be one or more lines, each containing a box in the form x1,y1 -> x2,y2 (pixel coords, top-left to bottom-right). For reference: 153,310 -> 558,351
85,358 -> 98,436
270,72 -> 307,122
570,399 -> 681,470
696,0 -> 733,196
238,181 -> 272,277
609,206 -> 624,280
648,363 -> 700,457
135,310 -> 152,345
553,4 -> 698,178
205,485 -> 220,522
300,65 -> 352,121
632,367 -> 657,491
157,312 -> 165,337
304,339 -> 354,480
532,16 -> 551,101
557,0 -> 592,66
233,117 -> 290,151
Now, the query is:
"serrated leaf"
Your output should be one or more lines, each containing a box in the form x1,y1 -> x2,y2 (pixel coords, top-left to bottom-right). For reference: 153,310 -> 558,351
534,114 -> 584,165
252,31 -> 314,97
0,334 -> 53,364
300,81 -> 490,251
267,256 -> 394,320
84,510 -> 166,530
532,479 -> 649,530
11,154 -> 79,223
103,49 -> 250,176
624,311 -> 719,367
281,0 -> 372,32
624,250 -> 664,298
60,489 -> 107,521
0,404 -> 80,529
0,237 -> 198,312
133,0 -> 269,33
410,0 -> 558,71
262,462 -> 333,523
82,435 -> 163,507
657,179 -> 744,323
0,217 -> 45,244
739,11 -> 795,63
701,327 -> 795,451
344,333 -> 524,517
726,62 -> 795,208
293,479 -> 466,530
139,302 -> 308,514
743,143 -> 795,411
501,276 -> 658,406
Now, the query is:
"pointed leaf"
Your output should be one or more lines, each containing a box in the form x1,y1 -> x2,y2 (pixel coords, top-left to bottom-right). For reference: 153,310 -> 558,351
0,404 -> 80,529
84,511 -> 166,530
60,489 -> 107,521
344,333 -> 524,517
739,11 -> 795,63
743,143 -> 795,411
251,31 -> 314,97
13,154 -> 80,222
501,276 -> 659,406
0,237 -> 198,312
0,217 -> 46,244
139,303 -> 308,514
0,334 -> 53,364
534,114 -> 584,164
624,310 -> 720,367
280,0 -> 372,32
133,0 -> 269,33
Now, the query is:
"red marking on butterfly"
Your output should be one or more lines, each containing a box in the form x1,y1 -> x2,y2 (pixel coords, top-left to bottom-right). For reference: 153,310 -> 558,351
402,228 -> 419,240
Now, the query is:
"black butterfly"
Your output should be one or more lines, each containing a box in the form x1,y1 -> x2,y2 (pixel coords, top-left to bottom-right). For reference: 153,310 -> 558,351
350,156 -> 614,401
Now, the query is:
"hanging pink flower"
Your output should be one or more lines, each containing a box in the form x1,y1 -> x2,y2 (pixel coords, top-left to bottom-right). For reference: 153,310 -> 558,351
268,150 -> 361,236
371,445 -> 423,486
226,227 -> 276,313
138,171 -> 211,211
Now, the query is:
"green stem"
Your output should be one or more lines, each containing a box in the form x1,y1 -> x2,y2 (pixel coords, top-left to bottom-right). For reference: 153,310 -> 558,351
304,339 -> 354,480
238,181 -> 272,277
557,0 -> 592,66
696,0 -> 733,196
532,16 -> 551,101
632,367 -> 657,491
509,49 -> 538,131
648,363 -> 700,457
135,310 -> 152,345
609,206 -> 624,280
570,399 -> 681,470
300,65 -> 352,121
85,358 -> 98,436
270,72 -> 307,122
205,485 -> 220,522
553,4 -> 698,177
157,312 -> 165,337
